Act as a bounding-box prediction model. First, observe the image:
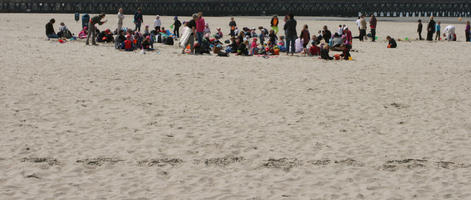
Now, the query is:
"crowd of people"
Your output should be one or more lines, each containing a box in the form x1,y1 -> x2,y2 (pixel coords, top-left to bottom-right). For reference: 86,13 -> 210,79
45,9 -> 471,60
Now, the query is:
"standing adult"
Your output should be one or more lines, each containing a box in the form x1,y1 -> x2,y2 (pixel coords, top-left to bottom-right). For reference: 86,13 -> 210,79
300,25 -> 310,55
181,14 -> 198,54
270,15 -> 279,35
229,17 -> 237,37
154,15 -> 161,32
355,17 -> 361,35
86,13 -> 107,46
284,13 -> 297,56
134,8 -> 143,32
45,18 -> 58,39
117,8 -> 125,33
359,15 -> 367,41
196,12 -> 205,44
417,19 -> 423,40
81,13 -> 90,29
465,21 -> 470,42
173,16 -> 182,38
426,16 -> 436,41
370,15 -> 377,42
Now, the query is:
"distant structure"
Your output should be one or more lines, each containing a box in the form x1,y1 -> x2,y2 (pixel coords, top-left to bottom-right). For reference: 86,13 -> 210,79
1,0 -> 470,17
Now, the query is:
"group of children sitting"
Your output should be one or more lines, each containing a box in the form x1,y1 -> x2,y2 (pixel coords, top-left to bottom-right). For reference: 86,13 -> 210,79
75,24 -> 176,51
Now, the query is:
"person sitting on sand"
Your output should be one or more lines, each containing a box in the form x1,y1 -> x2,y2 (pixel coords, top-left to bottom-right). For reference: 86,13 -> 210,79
143,25 -> 151,37
97,29 -> 114,43
258,26 -> 268,46
57,22 -> 73,39
215,27 -> 223,39
124,35 -> 134,51
320,43 -> 333,60
141,36 -> 154,50
194,34 -> 211,55
115,30 -> 126,49
278,36 -> 286,52
236,38 -> 249,56
204,23 -> 211,35
322,26 -> 332,43
45,18 -> 58,39
331,33 -> 343,48
309,39 -> 320,56
386,36 -> 397,48
78,27 -> 88,39
250,38 -> 259,55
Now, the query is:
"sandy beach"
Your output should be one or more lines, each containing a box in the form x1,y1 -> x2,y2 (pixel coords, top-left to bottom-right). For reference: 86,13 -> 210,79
1,13 -> 471,199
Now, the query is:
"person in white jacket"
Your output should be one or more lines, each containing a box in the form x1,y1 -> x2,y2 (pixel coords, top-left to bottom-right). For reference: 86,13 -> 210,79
117,8 -> 124,33
154,15 -> 162,32
443,25 -> 456,41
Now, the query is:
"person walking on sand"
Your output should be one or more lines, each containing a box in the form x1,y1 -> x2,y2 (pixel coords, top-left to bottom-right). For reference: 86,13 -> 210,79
465,21 -> 470,42
426,16 -> 436,41
196,12 -> 205,44
86,13 -> 107,46
417,20 -> 423,40
271,15 -> 279,35
173,16 -> 182,38
117,8 -> 124,33
134,8 -> 143,32
284,13 -> 297,56
229,17 -> 237,37
370,14 -> 377,42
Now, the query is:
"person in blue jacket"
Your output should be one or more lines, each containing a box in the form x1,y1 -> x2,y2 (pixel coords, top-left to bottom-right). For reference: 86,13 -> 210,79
81,13 -> 90,29
134,8 -> 144,32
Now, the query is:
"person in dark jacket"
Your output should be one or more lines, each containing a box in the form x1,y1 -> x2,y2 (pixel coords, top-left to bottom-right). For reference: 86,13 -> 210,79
417,19 -> 423,40
134,8 -> 143,32
322,25 -> 332,44
45,18 -> 58,39
426,16 -> 436,41
86,13 -> 107,45
386,36 -> 397,48
370,15 -> 377,42
229,17 -> 237,37
173,16 -> 182,38
270,15 -> 279,35
465,21 -> 470,42
284,13 -> 297,56
300,24 -> 310,55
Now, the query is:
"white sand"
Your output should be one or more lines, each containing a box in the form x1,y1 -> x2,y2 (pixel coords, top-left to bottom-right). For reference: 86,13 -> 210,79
1,13 -> 471,199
